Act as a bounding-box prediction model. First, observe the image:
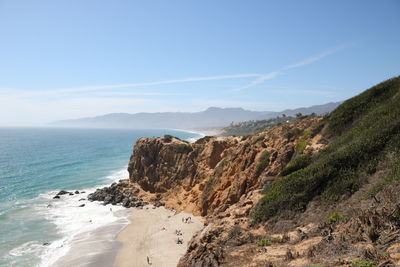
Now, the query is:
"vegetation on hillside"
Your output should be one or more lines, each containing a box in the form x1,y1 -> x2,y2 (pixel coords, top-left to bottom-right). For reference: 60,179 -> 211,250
221,116 -> 297,136
254,76 -> 400,222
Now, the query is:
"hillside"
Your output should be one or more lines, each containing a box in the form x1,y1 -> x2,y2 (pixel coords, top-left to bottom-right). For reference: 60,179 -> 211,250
88,77 -> 400,266
49,102 -> 340,130
220,115 -> 298,136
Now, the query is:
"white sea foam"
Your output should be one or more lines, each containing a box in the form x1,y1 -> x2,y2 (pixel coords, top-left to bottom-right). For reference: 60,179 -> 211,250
9,241 -> 43,257
105,168 -> 129,181
33,168 -> 130,267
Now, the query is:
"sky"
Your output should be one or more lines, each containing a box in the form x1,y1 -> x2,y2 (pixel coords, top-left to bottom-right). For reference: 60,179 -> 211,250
0,0 -> 399,126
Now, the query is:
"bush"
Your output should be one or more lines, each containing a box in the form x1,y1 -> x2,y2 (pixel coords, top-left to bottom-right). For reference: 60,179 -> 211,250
295,139 -> 308,153
256,236 -> 285,246
256,151 -> 270,175
351,260 -> 376,267
281,154 -> 312,176
284,127 -> 302,140
252,134 -> 265,144
257,238 -> 271,246
327,212 -> 345,224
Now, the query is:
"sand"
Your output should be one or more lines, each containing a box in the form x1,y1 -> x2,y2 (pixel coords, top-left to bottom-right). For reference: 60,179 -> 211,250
115,206 -> 204,267
53,208 -> 131,267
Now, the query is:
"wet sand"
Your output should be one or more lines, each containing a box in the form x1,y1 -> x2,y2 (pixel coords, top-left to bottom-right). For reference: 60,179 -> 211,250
115,206 -> 203,267
53,209 -> 131,267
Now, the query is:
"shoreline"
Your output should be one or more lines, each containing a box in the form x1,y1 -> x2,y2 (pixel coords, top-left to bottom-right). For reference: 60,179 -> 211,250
52,208 -> 131,267
115,206 -> 204,267
36,168 -> 130,267
168,128 -> 223,140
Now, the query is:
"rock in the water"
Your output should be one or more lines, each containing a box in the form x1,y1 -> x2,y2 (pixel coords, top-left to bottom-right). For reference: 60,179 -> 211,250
79,198 -> 86,201
88,180 -> 141,208
56,190 -> 69,196
53,195 -> 60,199
104,195 -> 112,204
69,193 -> 74,196
78,204 -> 85,207
75,190 -> 80,194
43,242 -> 50,246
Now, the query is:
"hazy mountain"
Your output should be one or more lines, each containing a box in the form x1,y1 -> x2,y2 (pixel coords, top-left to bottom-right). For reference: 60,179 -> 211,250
50,102 -> 341,130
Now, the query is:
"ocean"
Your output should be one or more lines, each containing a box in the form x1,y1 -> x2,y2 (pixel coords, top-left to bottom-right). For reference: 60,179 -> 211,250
0,127 -> 201,267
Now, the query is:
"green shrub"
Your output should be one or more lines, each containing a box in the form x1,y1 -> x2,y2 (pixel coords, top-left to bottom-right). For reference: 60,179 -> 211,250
284,127 -> 302,140
241,135 -> 251,141
252,134 -> 265,144
351,260 -> 376,267
253,77 -> 400,222
295,130 -> 311,153
295,138 -> 308,153
311,121 -> 325,137
281,154 -> 312,176
256,236 -> 285,246
327,212 -> 345,224
257,238 -> 271,246
256,151 -> 270,175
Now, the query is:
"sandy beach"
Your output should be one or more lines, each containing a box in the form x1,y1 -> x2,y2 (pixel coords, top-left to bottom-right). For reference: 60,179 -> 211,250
116,206 -> 204,267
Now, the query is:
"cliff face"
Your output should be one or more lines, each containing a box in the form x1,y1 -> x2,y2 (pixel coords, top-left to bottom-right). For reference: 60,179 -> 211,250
92,78 -> 400,266
127,117 -> 325,217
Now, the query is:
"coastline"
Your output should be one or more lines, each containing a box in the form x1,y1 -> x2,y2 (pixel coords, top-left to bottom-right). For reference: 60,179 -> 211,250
52,208 -> 131,267
115,206 -> 204,267
41,130 -> 205,267
167,128 -> 223,141
38,175 -> 130,267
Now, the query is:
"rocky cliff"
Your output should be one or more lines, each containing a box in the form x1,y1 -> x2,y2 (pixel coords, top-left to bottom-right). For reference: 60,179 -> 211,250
87,76 -> 400,267
127,117 -> 325,217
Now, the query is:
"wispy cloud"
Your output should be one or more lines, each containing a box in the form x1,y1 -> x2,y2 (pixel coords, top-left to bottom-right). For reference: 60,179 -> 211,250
2,73 -> 261,98
233,71 -> 280,91
234,44 -> 352,91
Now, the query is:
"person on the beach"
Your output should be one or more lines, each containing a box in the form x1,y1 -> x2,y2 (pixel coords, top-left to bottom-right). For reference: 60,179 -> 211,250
147,256 -> 150,264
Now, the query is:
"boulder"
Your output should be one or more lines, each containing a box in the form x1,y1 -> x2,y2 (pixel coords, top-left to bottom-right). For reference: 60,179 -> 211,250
56,190 -> 69,196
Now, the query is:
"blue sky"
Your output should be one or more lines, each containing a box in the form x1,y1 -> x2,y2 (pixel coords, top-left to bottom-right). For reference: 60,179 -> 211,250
0,0 -> 399,126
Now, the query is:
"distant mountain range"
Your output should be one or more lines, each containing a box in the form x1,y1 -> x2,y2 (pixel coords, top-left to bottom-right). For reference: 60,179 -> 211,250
49,102 -> 341,130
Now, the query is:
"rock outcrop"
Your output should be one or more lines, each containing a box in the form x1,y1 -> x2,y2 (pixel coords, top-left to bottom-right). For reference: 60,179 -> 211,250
127,117 -> 324,216
88,179 -> 151,208
87,116 -> 331,266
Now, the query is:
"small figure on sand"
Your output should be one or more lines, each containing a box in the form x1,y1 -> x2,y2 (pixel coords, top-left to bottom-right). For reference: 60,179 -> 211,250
110,207 -> 112,212
175,229 -> 182,236
147,256 -> 152,265
177,238 -> 183,244
183,216 -> 192,223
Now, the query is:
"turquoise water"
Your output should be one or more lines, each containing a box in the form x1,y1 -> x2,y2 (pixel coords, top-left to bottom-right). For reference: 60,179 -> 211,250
0,127 -> 200,267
